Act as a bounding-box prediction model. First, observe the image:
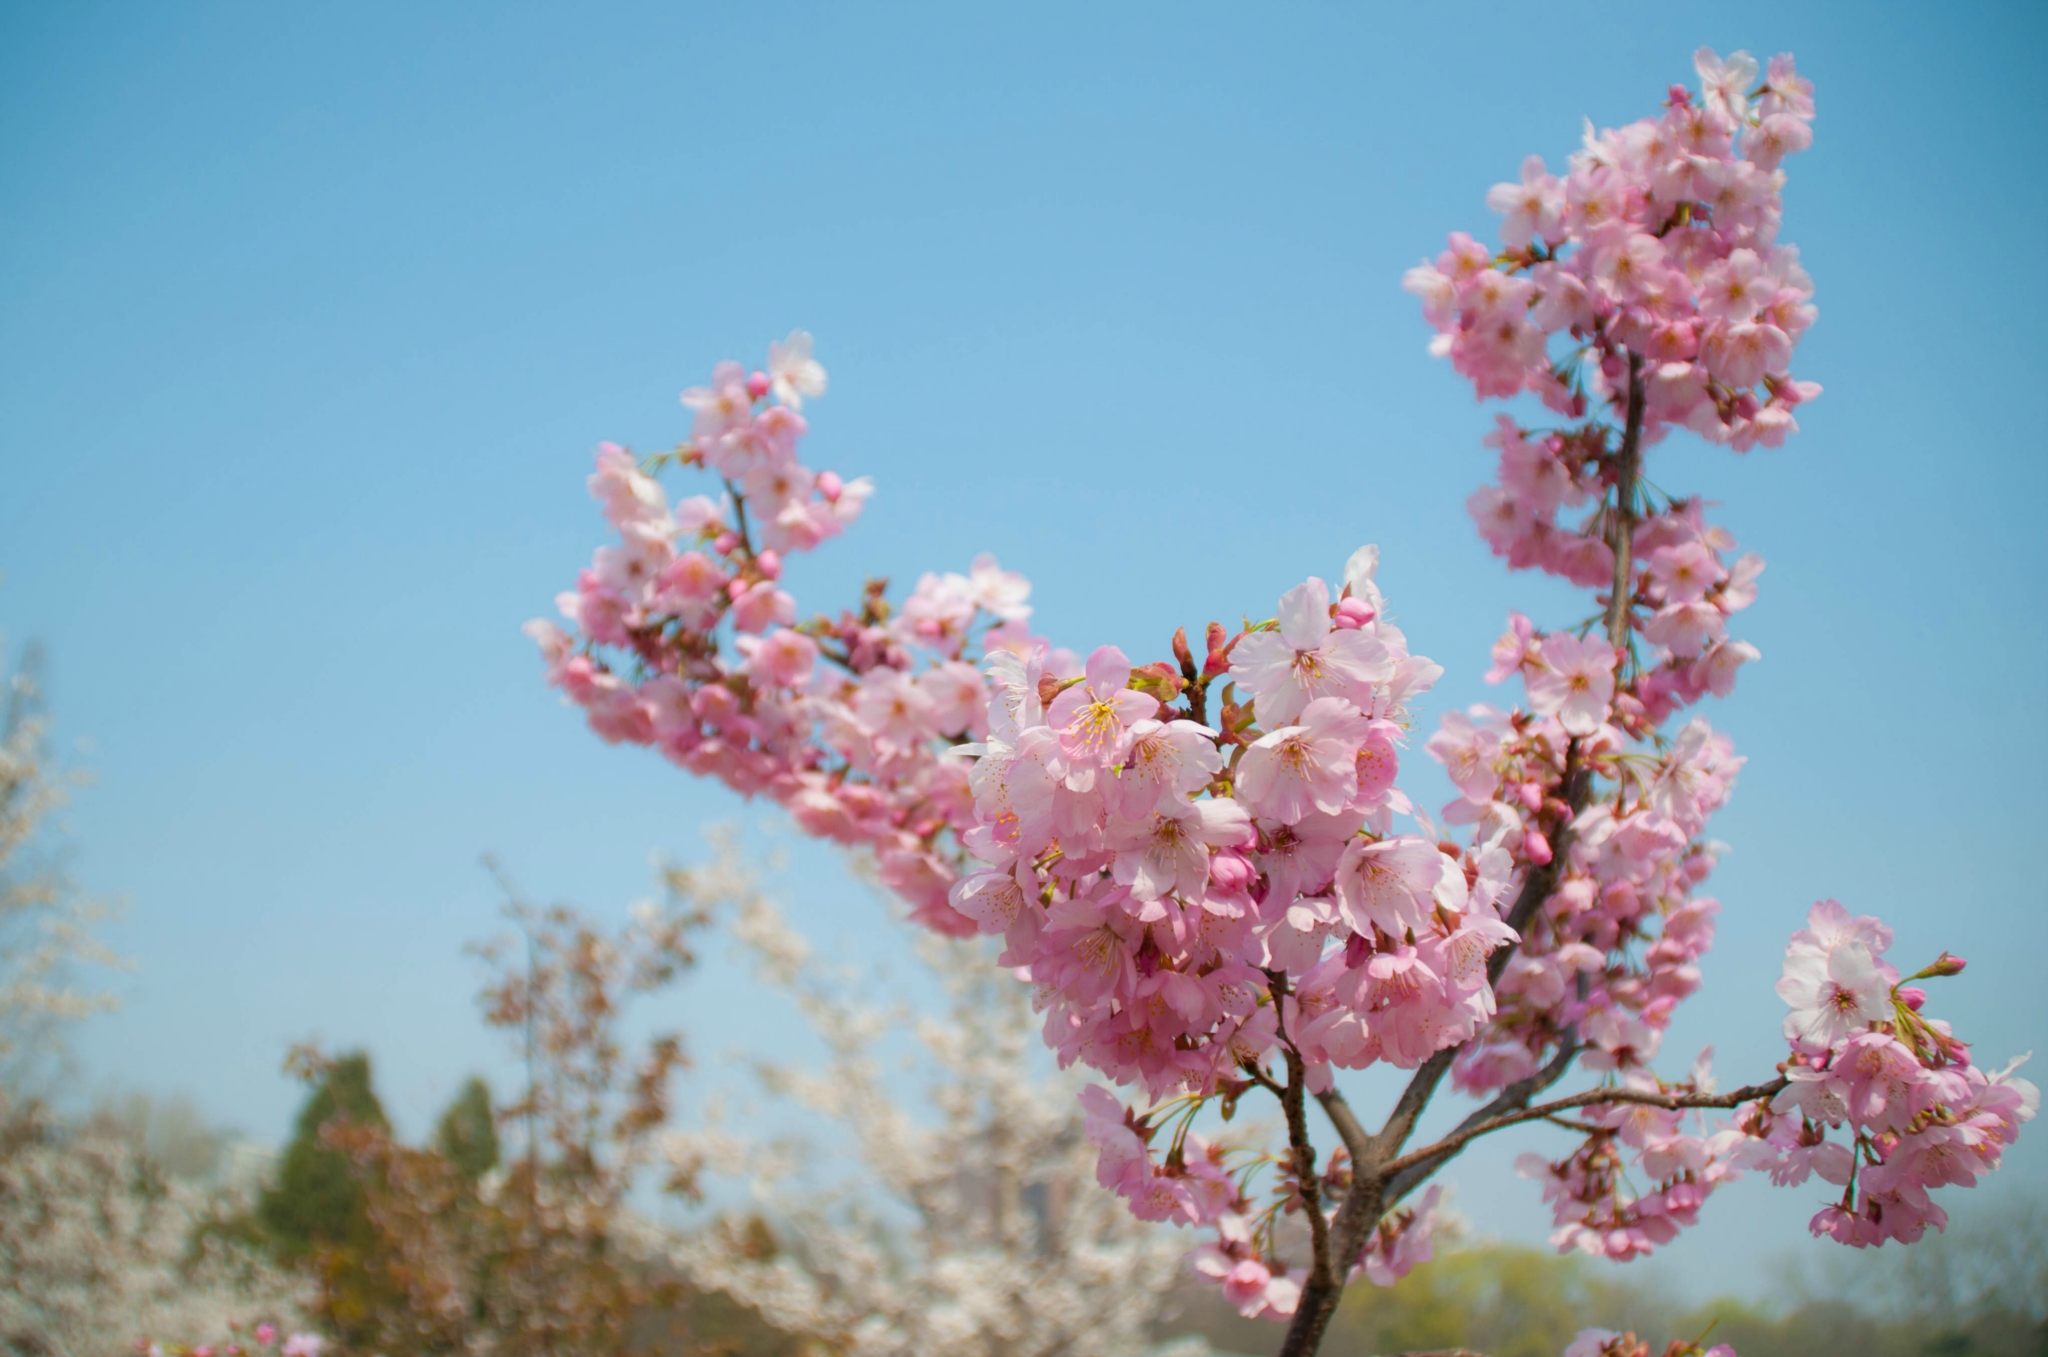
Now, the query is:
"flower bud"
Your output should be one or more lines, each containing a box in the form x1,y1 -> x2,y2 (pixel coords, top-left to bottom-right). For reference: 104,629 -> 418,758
1897,986 -> 1926,1012
1128,662 -> 1186,702
1906,952 -> 1967,981
1202,621 -> 1234,678
1523,829 -> 1553,865
756,549 -> 783,580
713,531 -> 740,555
746,370 -> 772,399
1335,596 -> 1376,628
817,469 -> 843,501
1209,849 -> 1253,892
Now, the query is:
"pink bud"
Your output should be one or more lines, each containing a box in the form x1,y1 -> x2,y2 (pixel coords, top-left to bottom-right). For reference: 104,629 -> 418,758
712,531 -> 740,555
727,578 -> 749,601
755,549 -> 782,580
1208,849 -> 1253,892
1911,952 -> 1967,981
816,469 -> 844,501
1523,829 -> 1553,866
1335,596 -> 1376,627
745,370 -> 771,399
1898,986 -> 1926,1011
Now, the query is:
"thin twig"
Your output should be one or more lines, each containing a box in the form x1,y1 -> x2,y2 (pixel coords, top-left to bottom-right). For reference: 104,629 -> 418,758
1379,1076 -> 1789,1182
1265,972 -> 1333,1291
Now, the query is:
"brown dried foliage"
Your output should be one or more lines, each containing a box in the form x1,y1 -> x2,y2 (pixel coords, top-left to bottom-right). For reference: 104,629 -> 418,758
287,861 -> 717,1355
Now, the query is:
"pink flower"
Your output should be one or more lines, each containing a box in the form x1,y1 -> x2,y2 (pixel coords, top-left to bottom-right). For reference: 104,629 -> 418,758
766,329 -> 827,409
281,1339 -> 323,1357
915,660 -> 988,738
1486,155 -> 1565,249
729,580 -> 796,634
1779,938 -> 1893,1053
1701,320 -> 1793,388
1484,612 -> 1536,683
854,669 -> 939,750
1236,697 -> 1372,824
1046,646 -> 1159,772
1647,542 -> 1726,604
1107,796 -> 1251,902
1698,248 -> 1775,324
1229,578 -> 1393,726
1112,719 -> 1225,818
1332,835 -> 1443,939
1525,633 -> 1616,736
950,865 -> 1036,936
744,627 -> 818,689
1746,113 -> 1814,169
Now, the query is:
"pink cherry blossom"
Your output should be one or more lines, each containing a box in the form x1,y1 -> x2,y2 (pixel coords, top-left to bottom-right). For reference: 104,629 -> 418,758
1229,577 -> 1393,726
1046,646 -> 1159,771
1524,632 -> 1616,736
1236,697 -> 1372,824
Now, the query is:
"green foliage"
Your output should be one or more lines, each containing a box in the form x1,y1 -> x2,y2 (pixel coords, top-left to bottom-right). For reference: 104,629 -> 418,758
257,1050 -> 387,1260
433,1075 -> 499,1184
1330,1243 -> 1634,1357
1161,1232 -> 2048,1357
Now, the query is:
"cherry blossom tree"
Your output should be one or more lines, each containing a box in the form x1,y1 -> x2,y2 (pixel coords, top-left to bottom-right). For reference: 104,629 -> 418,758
529,48 -> 2034,1357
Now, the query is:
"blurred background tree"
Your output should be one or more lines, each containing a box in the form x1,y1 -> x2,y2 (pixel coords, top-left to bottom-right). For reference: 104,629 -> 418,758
433,1075 -> 498,1185
258,1049 -> 387,1259
0,635 -> 123,1092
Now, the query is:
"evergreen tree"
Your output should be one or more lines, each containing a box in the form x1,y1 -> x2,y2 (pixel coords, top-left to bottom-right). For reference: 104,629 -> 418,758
432,1075 -> 499,1184
257,1049 -> 386,1260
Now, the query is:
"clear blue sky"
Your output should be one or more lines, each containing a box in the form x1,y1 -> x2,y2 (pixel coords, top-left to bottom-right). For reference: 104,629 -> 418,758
3,0 -> 2043,1302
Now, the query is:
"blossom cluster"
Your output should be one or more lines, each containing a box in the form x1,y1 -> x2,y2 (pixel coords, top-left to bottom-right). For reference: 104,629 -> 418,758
1747,900 -> 2037,1247
1403,47 -> 1822,454
1412,48 -> 2029,1271
956,563 -> 1490,1102
953,560 -> 1521,1315
1515,1052 -> 1751,1260
1401,50 -> 1779,1265
529,332 -> 1049,936
1083,1082 -> 1447,1321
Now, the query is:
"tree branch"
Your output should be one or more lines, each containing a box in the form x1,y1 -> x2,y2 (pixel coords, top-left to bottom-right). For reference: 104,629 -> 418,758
1606,354 -> 1646,651
1314,1087 -> 1374,1170
1378,1075 -> 1788,1183
1265,973 -> 1333,1294
1380,1032 -> 1581,1208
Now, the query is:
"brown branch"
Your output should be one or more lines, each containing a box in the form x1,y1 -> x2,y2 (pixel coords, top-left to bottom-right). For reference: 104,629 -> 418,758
1381,1032 -> 1581,1209
1378,1076 -> 1788,1183
1314,1087 -> 1374,1169
1606,353 -> 1646,651
1265,973 -> 1333,1294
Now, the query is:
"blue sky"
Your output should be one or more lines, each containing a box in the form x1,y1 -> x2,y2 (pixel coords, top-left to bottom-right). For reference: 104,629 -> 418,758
3,0 -> 2043,1303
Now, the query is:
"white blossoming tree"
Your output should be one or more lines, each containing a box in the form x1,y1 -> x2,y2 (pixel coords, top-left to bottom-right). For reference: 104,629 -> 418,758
667,836 -> 1212,1357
